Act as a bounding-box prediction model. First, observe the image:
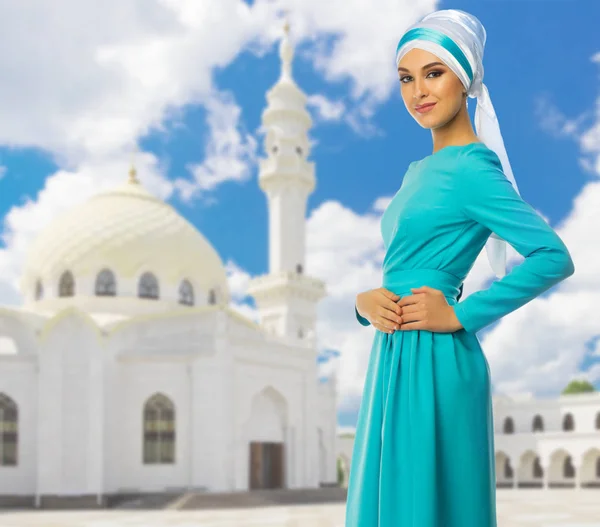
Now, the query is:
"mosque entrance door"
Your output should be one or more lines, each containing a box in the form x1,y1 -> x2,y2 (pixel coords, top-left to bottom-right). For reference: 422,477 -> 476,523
249,441 -> 284,489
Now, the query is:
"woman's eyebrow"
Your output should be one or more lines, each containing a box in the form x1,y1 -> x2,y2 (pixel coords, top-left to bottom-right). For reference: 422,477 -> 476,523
398,61 -> 445,72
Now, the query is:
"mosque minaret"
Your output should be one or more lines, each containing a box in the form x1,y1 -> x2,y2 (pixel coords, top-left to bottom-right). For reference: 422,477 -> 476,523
247,20 -> 326,342
0,19 -> 338,506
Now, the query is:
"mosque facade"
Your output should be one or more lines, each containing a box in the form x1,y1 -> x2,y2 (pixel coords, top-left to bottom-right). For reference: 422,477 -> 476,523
493,392 -> 600,488
0,24 -> 338,505
337,391 -> 600,489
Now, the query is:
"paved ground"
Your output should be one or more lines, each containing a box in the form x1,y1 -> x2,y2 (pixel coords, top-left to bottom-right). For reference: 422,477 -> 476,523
0,489 -> 598,526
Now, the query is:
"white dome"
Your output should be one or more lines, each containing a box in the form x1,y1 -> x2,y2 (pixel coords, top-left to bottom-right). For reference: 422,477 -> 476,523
20,172 -> 228,313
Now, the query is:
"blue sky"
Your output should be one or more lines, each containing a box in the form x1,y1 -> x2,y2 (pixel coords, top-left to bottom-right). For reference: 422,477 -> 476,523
0,0 -> 597,428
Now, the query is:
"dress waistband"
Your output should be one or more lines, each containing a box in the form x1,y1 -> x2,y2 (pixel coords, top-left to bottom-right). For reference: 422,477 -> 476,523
382,269 -> 463,305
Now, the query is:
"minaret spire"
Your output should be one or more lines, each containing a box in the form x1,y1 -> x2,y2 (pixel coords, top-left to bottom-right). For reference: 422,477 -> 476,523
246,14 -> 326,342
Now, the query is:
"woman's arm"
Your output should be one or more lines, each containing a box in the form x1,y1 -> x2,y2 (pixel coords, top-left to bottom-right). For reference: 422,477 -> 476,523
451,148 -> 574,334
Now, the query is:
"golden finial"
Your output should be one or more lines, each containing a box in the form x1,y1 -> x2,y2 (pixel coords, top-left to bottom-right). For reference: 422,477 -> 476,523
283,9 -> 290,35
128,146 -> 140,184
128,164 -> 139,184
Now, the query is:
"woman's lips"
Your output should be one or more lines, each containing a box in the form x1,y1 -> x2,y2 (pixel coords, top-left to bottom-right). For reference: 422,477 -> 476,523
415,103 -> 436,114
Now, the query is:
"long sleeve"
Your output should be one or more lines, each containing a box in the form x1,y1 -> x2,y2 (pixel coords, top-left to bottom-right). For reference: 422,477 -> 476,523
451,148 -> 575,334
355,304 -> 371,326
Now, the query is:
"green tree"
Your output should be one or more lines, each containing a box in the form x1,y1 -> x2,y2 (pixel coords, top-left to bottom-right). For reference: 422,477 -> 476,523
562,380 -> 596,395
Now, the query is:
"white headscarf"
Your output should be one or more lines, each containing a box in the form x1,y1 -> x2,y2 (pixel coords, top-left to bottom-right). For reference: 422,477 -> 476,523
396,9 -> 520,278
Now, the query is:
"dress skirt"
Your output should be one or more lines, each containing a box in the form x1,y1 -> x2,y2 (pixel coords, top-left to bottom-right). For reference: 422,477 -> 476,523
345,269 -> 497,527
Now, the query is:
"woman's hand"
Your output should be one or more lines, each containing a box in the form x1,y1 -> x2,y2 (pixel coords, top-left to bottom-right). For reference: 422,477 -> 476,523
396,286 -> 463,333
356,288 -> 403,334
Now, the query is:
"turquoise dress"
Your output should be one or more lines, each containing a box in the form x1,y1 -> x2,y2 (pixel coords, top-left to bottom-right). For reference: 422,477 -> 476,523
346,142 -> 574,526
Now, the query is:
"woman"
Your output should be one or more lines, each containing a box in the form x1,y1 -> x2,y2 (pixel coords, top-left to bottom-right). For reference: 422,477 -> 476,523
348,9 -> 574,527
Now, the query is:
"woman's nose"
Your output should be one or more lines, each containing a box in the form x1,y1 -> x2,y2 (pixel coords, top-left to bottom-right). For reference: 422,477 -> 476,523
413,78 -> 427,99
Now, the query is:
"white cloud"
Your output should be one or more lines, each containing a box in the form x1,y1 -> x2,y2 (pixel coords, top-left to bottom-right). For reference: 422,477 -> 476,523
306,94 -> 346,122
287,0 -> 437,103
0,0 -> 285,165
224,259 -> 261,324
174,92 -> 259,202
0,0 -> 437,165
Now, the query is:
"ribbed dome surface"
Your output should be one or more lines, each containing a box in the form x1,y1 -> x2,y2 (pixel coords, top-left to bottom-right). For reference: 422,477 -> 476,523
20,177 -> 228,304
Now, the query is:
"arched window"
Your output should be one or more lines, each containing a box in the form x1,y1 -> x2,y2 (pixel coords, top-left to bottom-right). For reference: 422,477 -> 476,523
178,279 -> 194,306
296,146 -> 303,155
532,414 -> 544,432
595,411 -> 600,430
563,456 -> 575,478
34,280 -> 43,301
138,272 -> 159,299
296,263 -> 303,274
0,394 -> 18,466
562,413 -> 574,431
208,288 -> 216,305
143,393 -> 175,464
533,457 -> 544,478
95,269 -> 116,296
58,270 -> 75,297
503,417 -> 514,434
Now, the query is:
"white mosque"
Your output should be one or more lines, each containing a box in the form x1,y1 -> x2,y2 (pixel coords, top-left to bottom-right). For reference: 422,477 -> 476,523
338,391 -> 600,489
0,23 -> 338,506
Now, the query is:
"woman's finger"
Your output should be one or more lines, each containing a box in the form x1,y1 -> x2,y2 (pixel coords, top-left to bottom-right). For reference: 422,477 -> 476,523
399,311 -> 420,323
377,310 -> 400,329
378,305 -> 402,324
375,324 -> 395,334
385,299 -> 403,320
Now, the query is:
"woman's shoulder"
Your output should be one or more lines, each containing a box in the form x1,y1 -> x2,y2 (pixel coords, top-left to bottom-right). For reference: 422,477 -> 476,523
459,141 -> 503,169
455,142 -> 512,195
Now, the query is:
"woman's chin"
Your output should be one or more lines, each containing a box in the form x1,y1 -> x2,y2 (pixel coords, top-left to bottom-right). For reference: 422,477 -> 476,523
413,117 -> 437,129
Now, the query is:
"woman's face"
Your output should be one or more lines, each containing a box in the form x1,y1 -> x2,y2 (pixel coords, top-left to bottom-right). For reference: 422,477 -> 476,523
397,48 -> 466,129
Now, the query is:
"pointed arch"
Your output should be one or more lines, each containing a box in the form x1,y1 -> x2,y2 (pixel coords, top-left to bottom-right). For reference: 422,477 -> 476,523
142,393 -> 175,464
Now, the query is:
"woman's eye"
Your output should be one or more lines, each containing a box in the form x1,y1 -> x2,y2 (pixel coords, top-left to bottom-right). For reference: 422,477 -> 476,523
399,70 -> 442,84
